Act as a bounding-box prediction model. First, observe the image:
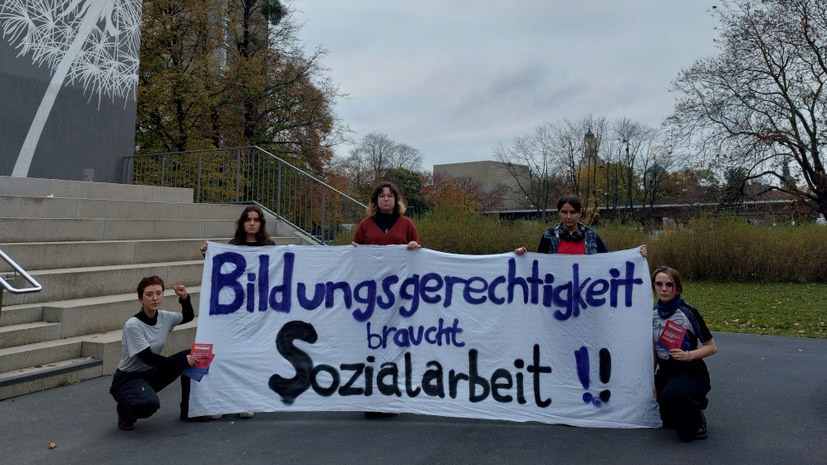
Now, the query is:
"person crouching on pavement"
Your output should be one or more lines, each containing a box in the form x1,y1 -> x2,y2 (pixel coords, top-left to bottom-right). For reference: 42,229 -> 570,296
109,276 -> 197,430
652,266 -> 718,442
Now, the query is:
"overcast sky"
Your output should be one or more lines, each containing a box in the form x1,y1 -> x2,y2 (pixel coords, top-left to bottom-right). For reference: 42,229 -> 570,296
295,0 -> 720,172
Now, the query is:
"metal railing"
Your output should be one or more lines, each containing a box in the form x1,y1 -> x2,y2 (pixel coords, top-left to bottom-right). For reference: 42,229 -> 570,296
122,146 -> 366,244
0,249 -> 43,322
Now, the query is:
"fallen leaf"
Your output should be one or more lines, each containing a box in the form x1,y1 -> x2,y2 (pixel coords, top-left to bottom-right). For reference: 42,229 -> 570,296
48,442 -> 57,449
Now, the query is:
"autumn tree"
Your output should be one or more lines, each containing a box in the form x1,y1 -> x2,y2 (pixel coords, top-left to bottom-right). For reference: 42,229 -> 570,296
136,0 -> 218,153
667,0 -> 827,215
658,167 -> 720,205
385,167 -> 429,215
423,173 -> 498,213
135,0 -> 342,175
217,0 -> 342,173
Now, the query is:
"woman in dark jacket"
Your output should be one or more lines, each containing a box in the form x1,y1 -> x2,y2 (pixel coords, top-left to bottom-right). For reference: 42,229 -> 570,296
515,194 -> 646,257
651,266 -> 718,442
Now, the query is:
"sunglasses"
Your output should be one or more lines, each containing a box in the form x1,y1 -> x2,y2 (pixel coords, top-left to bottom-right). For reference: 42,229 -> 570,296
654,281 -> 674,288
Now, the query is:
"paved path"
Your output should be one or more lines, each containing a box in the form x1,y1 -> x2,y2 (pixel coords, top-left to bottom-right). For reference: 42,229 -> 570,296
2,332 -> 825,465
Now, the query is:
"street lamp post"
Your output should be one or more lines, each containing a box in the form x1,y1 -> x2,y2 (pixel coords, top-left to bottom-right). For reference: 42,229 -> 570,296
617,138 -> 629,212
583,129 -> 596,216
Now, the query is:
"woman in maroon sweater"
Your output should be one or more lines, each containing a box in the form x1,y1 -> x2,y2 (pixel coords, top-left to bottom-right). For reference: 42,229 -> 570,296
352,181 -> 419,419
352,181 -> 420,249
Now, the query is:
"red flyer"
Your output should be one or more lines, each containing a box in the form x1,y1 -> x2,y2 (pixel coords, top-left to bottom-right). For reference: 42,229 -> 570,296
190,343 -> 214,369
184,343 -> 214,381
657,320 -> 686,350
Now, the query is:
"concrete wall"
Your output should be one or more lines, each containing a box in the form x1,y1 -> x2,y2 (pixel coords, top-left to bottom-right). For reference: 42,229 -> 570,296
0,5 -> 139,183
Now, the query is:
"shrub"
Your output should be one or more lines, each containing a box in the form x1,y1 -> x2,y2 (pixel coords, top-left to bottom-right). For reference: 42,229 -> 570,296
414,212 -> 537,255
334,212 -> 827,282
646,216 -> 827,282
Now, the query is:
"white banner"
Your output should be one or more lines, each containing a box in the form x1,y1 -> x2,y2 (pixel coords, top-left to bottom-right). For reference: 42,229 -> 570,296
190,243 -> 661,428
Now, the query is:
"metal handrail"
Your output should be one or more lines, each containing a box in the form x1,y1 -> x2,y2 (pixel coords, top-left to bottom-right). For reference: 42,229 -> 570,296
123,146 -> 366,244
0,249 -> 43,322
0,250 -> 42,294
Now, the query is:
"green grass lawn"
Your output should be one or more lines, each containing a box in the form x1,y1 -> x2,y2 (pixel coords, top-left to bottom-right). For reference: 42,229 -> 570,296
681,281 -> 827,339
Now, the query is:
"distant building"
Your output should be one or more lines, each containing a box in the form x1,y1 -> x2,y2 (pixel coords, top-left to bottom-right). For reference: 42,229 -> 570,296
433,160 -> 532,210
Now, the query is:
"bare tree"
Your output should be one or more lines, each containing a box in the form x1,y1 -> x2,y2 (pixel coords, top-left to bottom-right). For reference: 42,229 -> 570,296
557,116 -> 609,218
494,117 -> 617,220
350,133 -> 422,179
640,146 -> 677,216
394,144 -> 424,173
492,123 -> 562,220
338,132 -> 423,196
613,118 -> 660,213
667,0 -> 827,215
352,132 -> 397,181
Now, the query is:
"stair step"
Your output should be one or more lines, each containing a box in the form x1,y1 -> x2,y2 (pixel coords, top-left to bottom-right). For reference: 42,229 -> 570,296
2,287 -> 202,334
0,337 -> 85,372
0,176 -> 315,400
0,320 -> 197,400
4,261 -> 205,306
0,322 -> 63,349
0,195 -> 249,220
0,304 -> 43,326
0,175 -> 193,202
0,218 -> 236,243
0,356 -> 103,399
42,288 -> 203,337
0,239 -> 224,272
0,236 -> 305,273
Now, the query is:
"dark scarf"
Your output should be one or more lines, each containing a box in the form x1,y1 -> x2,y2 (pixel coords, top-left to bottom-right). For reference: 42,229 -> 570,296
373,213 -> 399,233
657,294 -> 684,319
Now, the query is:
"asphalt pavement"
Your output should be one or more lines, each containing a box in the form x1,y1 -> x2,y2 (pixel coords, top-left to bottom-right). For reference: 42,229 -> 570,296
1,332 -> 825,465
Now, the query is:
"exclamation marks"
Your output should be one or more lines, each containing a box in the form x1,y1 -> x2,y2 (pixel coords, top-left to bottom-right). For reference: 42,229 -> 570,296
574,346 -> 612,407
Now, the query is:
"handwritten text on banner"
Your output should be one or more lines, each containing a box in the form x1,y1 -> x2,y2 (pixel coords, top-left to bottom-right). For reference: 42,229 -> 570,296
190,244 -> 661,428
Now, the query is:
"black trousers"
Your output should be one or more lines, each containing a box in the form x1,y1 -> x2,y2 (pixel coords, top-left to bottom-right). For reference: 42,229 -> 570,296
109,349 -> 191,422
655,364 -> 710,441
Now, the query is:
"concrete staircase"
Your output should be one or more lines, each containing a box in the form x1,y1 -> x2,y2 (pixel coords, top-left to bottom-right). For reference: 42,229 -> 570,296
0,176 -> 309,399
